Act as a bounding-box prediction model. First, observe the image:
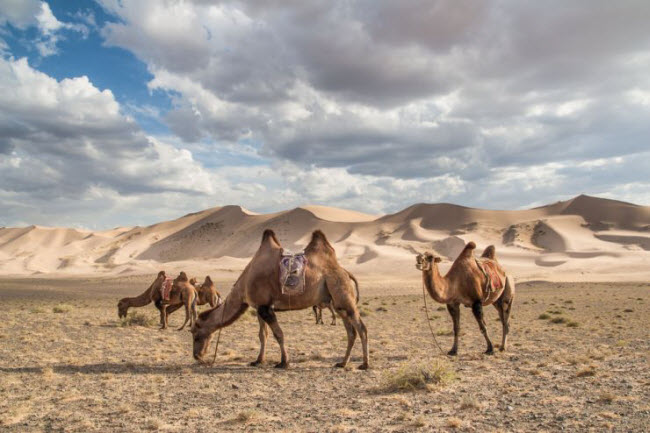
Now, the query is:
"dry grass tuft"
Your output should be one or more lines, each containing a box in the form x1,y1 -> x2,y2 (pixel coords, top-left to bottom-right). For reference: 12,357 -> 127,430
120,312 -> 157,327
52,304 -> 73,313
550,316 -> 567,324
566,320 -> 579,327
538,313 -> 551,320
576,366 -> 597,377
460,396 -> 481,410
380,359 -> 455,392
410,415 -> 427,427
446,417 -> 463,429
598,392 -> 617,403
234,410 -> 259,423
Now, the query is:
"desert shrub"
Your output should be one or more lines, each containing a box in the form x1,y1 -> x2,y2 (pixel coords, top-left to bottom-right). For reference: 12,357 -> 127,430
550,317 -> 567,324
52,304 -> 73,313
566,320 -> 579,327
538,313 -> 551,320
120,312 -> 156,327
234,410 -> 258,423
380,359 -> 455,392
30,307 -> 47,314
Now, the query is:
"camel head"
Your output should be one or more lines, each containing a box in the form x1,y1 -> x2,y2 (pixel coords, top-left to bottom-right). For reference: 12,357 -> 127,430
189,277 -> 198,287
415,251 -> 441,271
191,313 -> 214,363
117,298 -> 129,318
176,271 -> 188,282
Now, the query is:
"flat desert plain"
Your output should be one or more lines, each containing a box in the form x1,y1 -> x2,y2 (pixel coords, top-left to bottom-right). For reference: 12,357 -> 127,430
1,275 -> 648,432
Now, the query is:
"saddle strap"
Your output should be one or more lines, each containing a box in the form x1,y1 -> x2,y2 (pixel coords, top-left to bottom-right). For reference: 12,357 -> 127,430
475,259 -> 492,302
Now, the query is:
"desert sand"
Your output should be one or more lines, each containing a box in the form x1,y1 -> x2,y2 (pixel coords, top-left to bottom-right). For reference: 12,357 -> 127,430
1,194 -> 649,283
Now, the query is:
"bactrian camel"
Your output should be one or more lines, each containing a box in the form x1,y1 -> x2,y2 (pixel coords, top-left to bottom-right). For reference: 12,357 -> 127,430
190,276 -> 222,308
168,272 -> 198,331
117,271 -> 207,330
191,229 -> 369,369
415,242 -> 515,355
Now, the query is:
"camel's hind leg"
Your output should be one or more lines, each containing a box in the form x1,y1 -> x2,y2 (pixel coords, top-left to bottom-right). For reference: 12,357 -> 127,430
328,303 -> 336,325
446,303 -> 461,355
471,301 -> 494,354
334,314 -> 357,368
313,306 -> 323,324
178,300 -> 191,331
257,306 -> 288,369
250,314 -> 269,366
494,276 -> 515,351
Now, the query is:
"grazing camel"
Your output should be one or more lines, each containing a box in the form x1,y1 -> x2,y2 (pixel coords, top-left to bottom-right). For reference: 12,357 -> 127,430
168,272 -> 198,331
191,229 -> 369,370
190,276 -> 222,308
117,271 -> 183,327
415,242 -> 515,355
313,271 -> 359,325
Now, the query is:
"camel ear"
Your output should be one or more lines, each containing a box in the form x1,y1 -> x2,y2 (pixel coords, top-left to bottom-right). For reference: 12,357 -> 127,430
434,257 -> 442,263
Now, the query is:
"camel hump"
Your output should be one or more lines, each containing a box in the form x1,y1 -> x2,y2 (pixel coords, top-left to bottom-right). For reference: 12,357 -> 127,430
178,271 -> 188,281
457,241 -> 477,259
481,245 -> 496,260
307,230 -> 335,254
261,229 -> 281,246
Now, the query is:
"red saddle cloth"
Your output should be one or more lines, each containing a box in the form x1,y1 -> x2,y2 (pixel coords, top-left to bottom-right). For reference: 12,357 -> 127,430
161,277 -> 174,301
480,260 -> 503,291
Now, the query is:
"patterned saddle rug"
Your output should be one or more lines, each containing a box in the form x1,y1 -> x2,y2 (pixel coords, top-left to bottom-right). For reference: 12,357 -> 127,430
279,251 -> 308,294
160,277 -> 174,301
475,259 -> 503,302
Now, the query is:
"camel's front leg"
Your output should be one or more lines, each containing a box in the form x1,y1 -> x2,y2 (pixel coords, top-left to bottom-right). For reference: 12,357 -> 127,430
471,301 -> 494,354
335,312 -> 357,368
257,306 -> 288,368
446,303 -> 460,355
312,306 -> 321,324
250,314 -> 269,366
160,304 -> 168,330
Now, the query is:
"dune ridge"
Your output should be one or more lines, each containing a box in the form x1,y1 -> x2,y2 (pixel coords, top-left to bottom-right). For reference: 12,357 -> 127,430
1,196 -> 649,281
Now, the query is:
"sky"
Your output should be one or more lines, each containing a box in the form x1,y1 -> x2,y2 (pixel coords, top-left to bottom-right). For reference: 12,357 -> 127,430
0,0 -> 649,229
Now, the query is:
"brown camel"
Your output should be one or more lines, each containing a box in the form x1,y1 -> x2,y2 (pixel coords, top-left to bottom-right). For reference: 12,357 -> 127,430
191,229 -> 369,369
415,242 -> 515,355
313,271 -> 359,325
117,271 -> 182,327
190,276 -> 222,308
166,272 -> 198,331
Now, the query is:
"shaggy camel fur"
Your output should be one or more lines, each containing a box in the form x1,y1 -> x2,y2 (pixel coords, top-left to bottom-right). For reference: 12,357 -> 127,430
117,271 -> 182,327
191,229 -> 369,369
168,272 -> 198,331
313,272 -> 359,325
415,242 -> 515,355
190,276 -> 222,308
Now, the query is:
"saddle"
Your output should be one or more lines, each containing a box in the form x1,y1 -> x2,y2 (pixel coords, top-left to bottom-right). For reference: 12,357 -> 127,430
475,259 -> 503,302
279,251 -> 308,294
160,277 -> 174,302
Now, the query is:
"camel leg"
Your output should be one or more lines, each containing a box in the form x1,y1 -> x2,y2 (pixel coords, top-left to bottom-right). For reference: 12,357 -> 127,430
471,301 -> 494,354
257,306 -> 288,369
495,276 -> 515,351
446,303 -> 460,355
178,300 -> 190,331
348,312 -> 369,369
160,304 -> 168,330
312,306 -> 321,324
250,314 -> 269,366
329,303 -> 336,325
334,313 -> 357,368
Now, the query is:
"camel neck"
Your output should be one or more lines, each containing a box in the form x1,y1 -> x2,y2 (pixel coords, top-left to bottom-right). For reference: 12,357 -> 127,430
423,265 -> 452,304
127,283 -> 156,307
204,285 -> 248,331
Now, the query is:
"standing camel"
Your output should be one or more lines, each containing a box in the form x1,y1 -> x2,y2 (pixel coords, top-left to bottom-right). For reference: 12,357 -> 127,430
191,229 -> 369,370
168,272 -> 198,331
415,242 -> 515,355
117,271 -> 183,327
190,276 -> 222,308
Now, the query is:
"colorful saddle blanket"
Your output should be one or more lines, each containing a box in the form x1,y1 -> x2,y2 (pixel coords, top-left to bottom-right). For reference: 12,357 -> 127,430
279,251 -> 308,294
161,277 -> 174,301
475,259 -> 503,301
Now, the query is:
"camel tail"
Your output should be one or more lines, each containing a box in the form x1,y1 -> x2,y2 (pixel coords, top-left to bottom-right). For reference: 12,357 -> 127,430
458,241 -> 477,259
481,245 -> 496,260
346,270 -> 360,304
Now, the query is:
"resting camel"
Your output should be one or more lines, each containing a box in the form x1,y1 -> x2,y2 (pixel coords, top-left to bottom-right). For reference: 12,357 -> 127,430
190,276 -> 222,308
169,272 -> 198,331
117,271 -> 183,328
191,229 -> 369,370
415,242 -> 515,355
313,272 -> 359,325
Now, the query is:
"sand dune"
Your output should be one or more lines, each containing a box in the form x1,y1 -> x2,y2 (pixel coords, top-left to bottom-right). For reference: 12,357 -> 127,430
1,195 -> 649,281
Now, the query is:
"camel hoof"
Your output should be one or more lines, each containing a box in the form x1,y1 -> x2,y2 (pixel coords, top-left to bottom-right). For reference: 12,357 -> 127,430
274,361 -> 288,369
499,346 -> 506,352
485,349 -> 494,355
447,350 -> 457,356
334,362 -> 347,368
358,363 -> 369,370
249,360 -> 263,367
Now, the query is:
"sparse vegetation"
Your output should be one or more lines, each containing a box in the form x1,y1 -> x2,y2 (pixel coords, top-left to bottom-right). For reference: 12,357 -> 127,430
380,360 -> 455,392
538,313 -> 551,320
120,312 -> 156,327
550,316 -> 567,324
52,304 -> 73,313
